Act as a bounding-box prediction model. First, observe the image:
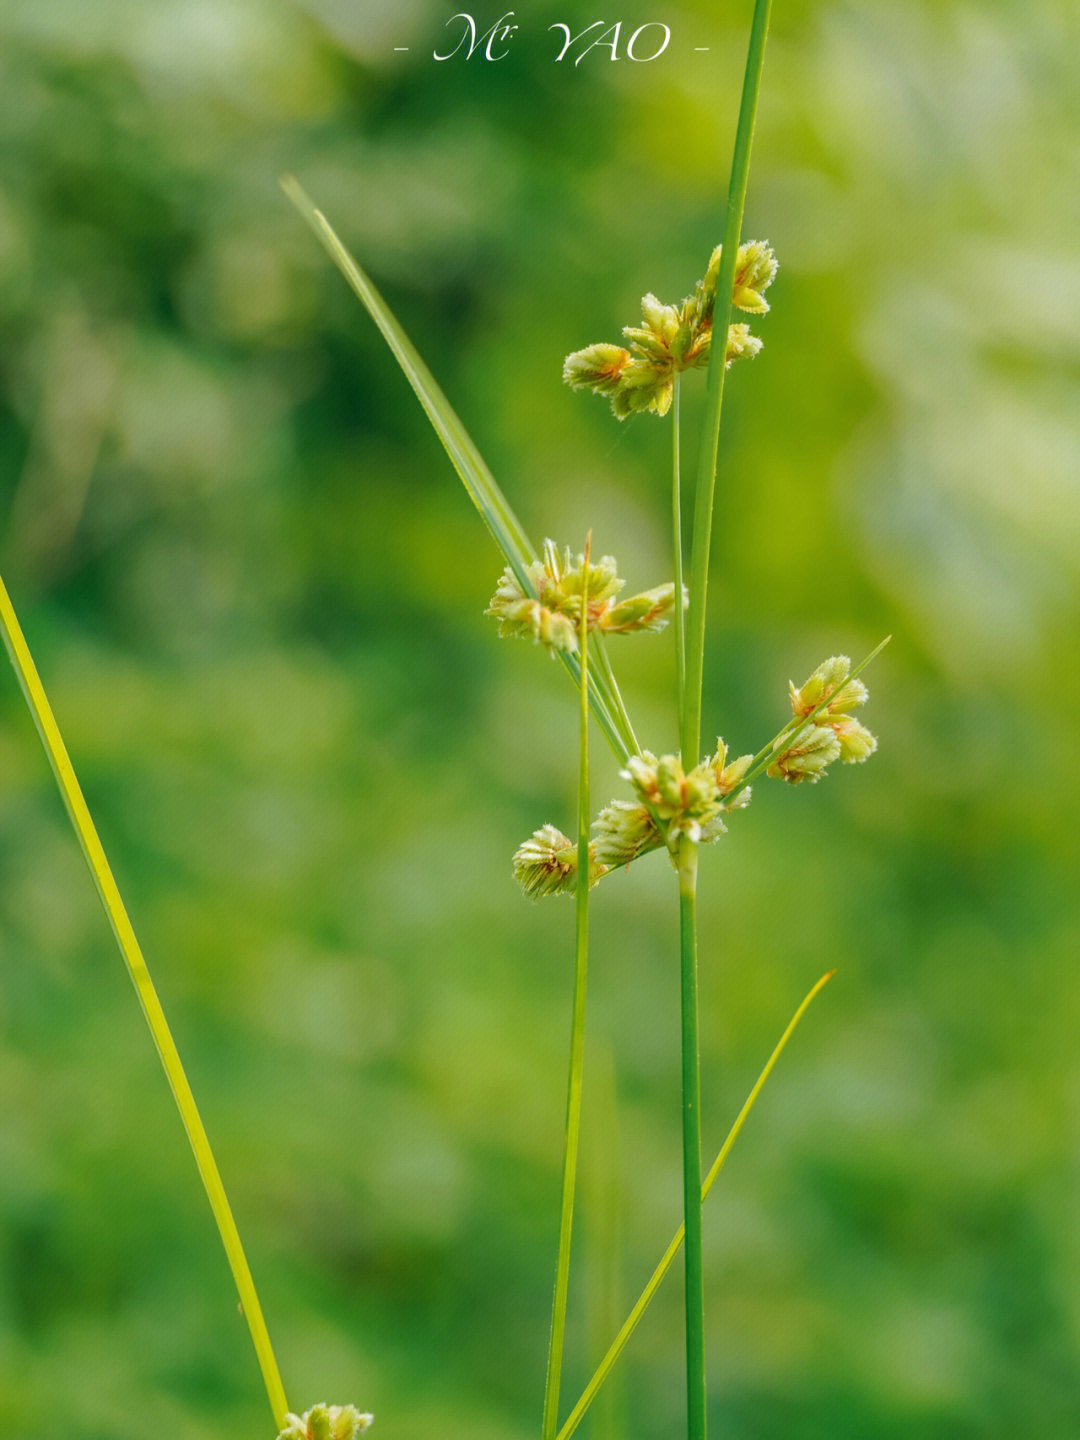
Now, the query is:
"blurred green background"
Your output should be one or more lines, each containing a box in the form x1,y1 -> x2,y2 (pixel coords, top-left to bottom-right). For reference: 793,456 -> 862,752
2,2 -> 1078,1437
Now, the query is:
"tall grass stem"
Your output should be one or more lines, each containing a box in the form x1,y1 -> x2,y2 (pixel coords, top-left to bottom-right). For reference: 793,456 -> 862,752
682,0 -> 772,766
541,537 -> 594,1440
676,11 -> 772,1436
677,845 -> 706,1440
672,377 -> 686,737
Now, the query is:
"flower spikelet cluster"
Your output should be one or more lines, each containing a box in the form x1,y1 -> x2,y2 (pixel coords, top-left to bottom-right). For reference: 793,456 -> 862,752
622,751 -> 721,846
513,824 -> 608,897
591,738 -> 752,870
766,722 -> 841,784
508,650 -> 879,891
768,656 -> 878,782
730,239 -> 779,313
563,240 -> 777,419
591,800 -> 664,869
604,583 -> 685,634
277,1405 -> 373,1440
486,539 -> 685,654
708,739 -> 754,808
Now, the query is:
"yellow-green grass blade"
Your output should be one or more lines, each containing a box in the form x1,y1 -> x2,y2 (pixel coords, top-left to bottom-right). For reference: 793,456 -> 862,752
0,573 -> 290,1431
555,970 -> 835,1440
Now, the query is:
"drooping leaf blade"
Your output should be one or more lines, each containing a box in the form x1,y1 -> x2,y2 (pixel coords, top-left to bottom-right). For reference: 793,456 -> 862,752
282,176 -> 633,762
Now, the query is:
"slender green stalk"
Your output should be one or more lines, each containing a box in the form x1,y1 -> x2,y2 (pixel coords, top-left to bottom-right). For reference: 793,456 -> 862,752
675,12 -> 772,1436
0,573 -> 290,1432
682,0 -> 772,766
672,376 -> 686,737
590,635 -> 640,759
541,538 -> 594,1440
677,842 -> 706,1440
556,971 -> 835,1440
582,1045 -> 624,1440
563,641 -> 635,763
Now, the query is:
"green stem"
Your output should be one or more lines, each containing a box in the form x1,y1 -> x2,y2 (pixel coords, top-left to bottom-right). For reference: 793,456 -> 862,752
672,377 -> 686,739
541,539 -> 594,1440
678,841 -> 706,1440
0,573 -> 290,1432
682,0 -> 772,767
591,635 -> 640,759
555,971 -> 835,1440
560,643 -> 633,764
676,14 -> 772,1436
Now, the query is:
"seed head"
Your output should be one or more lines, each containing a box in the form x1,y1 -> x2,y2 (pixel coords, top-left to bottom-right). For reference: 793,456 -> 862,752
513,825 -> 607,897
621,751 -> 723,847
563,239 -> 777,420
591,800 -> 664,868
277,1405 -> 374,1440
789,655 -> 869,720
487,542 -> 681,651
766,723 -> 842,784
786,655 -> 878,767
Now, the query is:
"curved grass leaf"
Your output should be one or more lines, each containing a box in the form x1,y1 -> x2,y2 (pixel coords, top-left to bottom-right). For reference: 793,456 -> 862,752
281,176 -> 633,763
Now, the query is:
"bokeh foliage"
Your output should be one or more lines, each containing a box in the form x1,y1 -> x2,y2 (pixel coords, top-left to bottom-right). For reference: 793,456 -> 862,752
2,2 -> 1079,1438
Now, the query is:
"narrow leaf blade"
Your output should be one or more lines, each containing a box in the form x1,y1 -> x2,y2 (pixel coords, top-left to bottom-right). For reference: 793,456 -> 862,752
282,176 -> 632,762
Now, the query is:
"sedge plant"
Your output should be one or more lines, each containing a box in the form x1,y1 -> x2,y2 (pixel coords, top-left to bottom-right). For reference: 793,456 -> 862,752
281,0 -> 884,1430
0,4 -> 887,1440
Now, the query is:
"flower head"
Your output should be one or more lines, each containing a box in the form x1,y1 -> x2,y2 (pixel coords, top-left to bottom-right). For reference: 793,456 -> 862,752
591,800 -> 664,869
766,722 -> 842,784
561,343 -> 633,397
602,582 -> 686,635
513,825 -> 607,897
621,751 -> 724,847
485,540 -> 619,654
564,240 -> 777,419
787,655 -> 878,766
789,655 -> 868,721
731,239 -> 779,313
600,739 -> 753,862
829,715 -> 878,764
708,739 -> 754,809
277,1405 -> 374,1440
486,541 -> 683,653
524,738 -> 754,896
